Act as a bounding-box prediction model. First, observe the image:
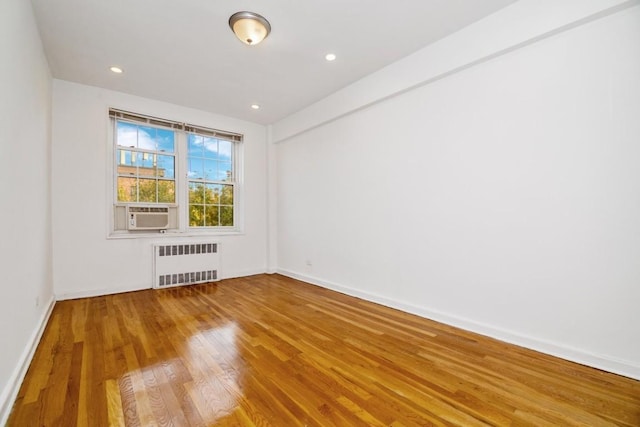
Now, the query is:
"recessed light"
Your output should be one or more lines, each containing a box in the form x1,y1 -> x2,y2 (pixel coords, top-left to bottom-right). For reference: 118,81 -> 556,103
325,53 -> 336,62
251,104 -> 260,110
110,66 -> 123,74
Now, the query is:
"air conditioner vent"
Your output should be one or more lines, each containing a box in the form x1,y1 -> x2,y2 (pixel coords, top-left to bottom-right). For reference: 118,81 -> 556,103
127,205 -> 169,230
129,206 -> 169,213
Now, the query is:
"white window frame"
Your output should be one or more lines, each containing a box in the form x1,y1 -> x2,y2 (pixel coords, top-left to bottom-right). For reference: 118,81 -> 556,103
185,131 -> 239,230
114,121 -> 178,205
106,108 -> 244,238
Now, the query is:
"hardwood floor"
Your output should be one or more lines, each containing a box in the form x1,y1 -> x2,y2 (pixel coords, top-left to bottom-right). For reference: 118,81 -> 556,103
8,274 -> 640,426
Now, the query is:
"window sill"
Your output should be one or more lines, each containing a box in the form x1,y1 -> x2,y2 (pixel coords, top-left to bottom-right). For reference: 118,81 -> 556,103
107,228 -> 243,240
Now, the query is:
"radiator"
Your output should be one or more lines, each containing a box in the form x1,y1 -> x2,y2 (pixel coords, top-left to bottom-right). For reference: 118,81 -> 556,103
153,243 -> 219,289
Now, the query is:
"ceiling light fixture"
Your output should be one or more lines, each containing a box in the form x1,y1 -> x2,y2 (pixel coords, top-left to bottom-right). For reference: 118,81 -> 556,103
110,66 -> 123,73
251,104 -> 261,110
229,11 -> 271,46
325,53 -> 337,62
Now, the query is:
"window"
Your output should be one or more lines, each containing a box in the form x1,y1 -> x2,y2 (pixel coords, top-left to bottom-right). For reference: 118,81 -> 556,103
116,121 -> 176,203
109,109 -> 242,233
187,134 -> 235,227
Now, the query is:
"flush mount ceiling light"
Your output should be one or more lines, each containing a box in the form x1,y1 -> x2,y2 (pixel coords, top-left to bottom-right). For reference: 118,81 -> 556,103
229,11 -> 271,45
110,66 -> 123,73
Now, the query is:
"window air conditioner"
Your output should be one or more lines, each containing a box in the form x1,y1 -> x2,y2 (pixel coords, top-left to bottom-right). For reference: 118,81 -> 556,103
126,206 -> 170,230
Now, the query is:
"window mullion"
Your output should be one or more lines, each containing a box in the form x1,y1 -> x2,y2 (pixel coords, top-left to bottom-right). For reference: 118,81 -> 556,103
177,131 -> 188,232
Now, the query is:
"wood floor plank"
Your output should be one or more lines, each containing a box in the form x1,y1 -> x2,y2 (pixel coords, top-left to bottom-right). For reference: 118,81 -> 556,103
106,378 -> 125,427
7,274 -> 640,426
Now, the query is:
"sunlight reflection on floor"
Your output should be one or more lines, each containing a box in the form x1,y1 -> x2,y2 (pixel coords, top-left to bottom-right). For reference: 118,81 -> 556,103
112,322 -> 243,425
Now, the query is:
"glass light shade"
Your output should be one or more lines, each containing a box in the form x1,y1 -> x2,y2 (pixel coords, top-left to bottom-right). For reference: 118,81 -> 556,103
229,12 -> 271,45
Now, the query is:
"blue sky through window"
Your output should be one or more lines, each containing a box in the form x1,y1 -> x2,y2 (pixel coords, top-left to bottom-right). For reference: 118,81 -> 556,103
117,121 -> 175,152
116,121 -> 176,178
187,134 -> 233,181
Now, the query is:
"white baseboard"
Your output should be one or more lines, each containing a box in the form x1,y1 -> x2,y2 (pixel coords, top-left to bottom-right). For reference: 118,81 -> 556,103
220,268 -> 268,280
277,269 -> 640,381
0,296 -> 55,426
56,269 -> 269,301
56,282 -> 151,301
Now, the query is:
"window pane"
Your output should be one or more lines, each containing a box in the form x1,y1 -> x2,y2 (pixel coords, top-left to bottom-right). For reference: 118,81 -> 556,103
137,125 -> 158,150
116,150 -> 136,175
204,158 -> 217,181
189,182 -> 204,204
220,206 -> 234,226
203,137 -> 219,159
158,180 -> 175,203
218,140 -> 233,161
116,122 -> 139,147
138,178 -> 157,202
188,157 -> 204,180
205,184 -> 221,204
218,161 -> 232,181
220,185 -> 233,205
188,134 -> 204,156
117,121 -> 176,153
156,155 -> 174,179
117,177 -> 137,202
117,149 -> 134,166
189,205 -> 204,227
139,152 -> 154,171
156,128 -> 175,152
205,205 -> 219,227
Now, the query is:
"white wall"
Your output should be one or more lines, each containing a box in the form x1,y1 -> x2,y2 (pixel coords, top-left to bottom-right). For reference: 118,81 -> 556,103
272,0 -> 636,143
275,4 -> 640,379
52,80 -> 269,298
0,0 -> 54,422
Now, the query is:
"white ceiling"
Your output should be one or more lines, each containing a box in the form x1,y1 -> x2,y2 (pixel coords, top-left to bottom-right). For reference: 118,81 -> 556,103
31,0 -> 517,125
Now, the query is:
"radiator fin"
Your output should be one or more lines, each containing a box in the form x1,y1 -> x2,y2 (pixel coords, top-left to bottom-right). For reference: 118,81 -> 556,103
158,243 -> 217,257
153,243 -> 219,289
158,270 -> 217,287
